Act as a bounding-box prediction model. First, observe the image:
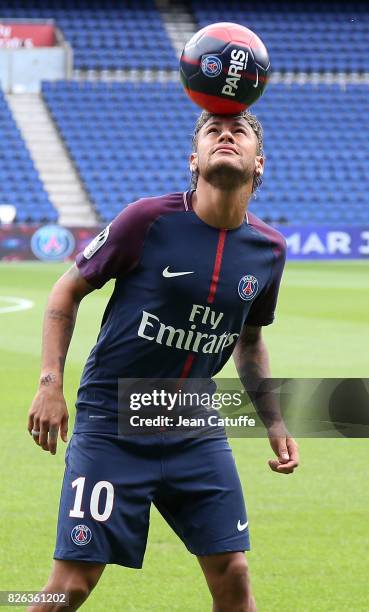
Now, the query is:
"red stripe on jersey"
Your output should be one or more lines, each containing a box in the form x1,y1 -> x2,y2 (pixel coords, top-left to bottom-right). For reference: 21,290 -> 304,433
179,353 -> 195,379
207,229 -> 227,304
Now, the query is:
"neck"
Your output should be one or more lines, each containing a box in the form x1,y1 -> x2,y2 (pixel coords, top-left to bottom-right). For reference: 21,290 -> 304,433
192,178 -> 252,229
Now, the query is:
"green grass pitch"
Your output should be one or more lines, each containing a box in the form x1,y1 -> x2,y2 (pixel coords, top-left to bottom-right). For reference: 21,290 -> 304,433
0,261 -> 368,611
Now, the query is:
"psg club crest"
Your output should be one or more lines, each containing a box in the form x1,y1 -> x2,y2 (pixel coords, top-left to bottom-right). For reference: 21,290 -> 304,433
71,524 -> 92,546
201,55 -> 223,78
30,225 -> 75,262
238,275 -> 259,301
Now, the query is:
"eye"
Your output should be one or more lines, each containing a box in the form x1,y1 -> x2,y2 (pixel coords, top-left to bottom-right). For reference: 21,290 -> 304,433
207,127 -> 218,134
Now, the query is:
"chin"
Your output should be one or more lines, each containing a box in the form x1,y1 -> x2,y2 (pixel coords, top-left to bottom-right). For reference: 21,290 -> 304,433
205,161 -> 249,188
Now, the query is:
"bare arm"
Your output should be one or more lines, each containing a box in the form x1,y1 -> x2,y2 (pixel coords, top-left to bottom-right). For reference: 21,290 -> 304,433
39,264 -> 94,387
28,264 -> 95,454
233,325 -> 299,474
233,324 -> 283,428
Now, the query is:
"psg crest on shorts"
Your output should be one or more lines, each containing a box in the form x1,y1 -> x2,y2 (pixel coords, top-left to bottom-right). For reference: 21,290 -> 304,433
238,274 -> 259,301
71,524 -> 92,546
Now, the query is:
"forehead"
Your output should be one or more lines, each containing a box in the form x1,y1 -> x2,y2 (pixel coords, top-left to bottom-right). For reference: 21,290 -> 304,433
201,115 -> 252,132
198,115 -> 257,139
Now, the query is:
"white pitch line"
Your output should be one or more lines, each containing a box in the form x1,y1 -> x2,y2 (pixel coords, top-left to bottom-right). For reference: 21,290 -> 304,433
0,296 -> 34,314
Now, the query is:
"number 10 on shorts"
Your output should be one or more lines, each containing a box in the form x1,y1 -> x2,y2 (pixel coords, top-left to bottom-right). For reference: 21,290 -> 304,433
69,477 -> 115,522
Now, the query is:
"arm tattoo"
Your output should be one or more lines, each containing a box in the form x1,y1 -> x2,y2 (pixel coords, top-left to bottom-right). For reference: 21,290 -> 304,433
58,355 -> 66,374
47,309 -> 73,322
40,373 -> 57,386
47,308 -> 75,335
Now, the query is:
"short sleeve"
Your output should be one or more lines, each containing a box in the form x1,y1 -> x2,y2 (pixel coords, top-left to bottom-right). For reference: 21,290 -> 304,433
75,201 -> 149,288
246,241 -> 286,326
75,193 -> 186,288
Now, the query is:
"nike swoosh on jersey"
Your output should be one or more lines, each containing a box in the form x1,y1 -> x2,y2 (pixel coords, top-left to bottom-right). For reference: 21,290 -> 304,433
237,520 -> 249,531
162,266 -> 194,278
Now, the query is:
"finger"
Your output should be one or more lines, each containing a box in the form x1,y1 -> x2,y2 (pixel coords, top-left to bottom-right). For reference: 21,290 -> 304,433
39,420 -> 50,451
269,436 -> 290,463
31,418 -> 40,445
48,425 -> 59,455
269,436 -> 290,462
268,458 -> 298,474
268,459 -> 281,472
279,450 -> 290,463
277,457 -> 298,470
60,414 -> 69,443
28,412 -> 34,435
276,462 -> 298,474
287,438 -> 299,464
276,439 -> 290,463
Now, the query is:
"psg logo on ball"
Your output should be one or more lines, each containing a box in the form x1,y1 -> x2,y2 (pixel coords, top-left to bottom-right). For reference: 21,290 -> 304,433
180,22 -> 271,114
201,55 -> 223,78
71,524 -> 92,546
238,275 -> 259,301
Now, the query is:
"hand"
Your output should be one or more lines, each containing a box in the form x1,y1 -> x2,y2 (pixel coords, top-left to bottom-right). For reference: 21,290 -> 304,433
267,423 -> 299,474
27,387 -> 69,455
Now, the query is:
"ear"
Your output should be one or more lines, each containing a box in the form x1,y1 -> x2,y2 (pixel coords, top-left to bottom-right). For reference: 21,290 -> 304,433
189,152 -> 198,173
255,155 -> 264,176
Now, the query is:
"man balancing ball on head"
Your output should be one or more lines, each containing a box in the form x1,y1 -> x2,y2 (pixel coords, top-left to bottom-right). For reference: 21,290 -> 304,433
27,109 -> 299,612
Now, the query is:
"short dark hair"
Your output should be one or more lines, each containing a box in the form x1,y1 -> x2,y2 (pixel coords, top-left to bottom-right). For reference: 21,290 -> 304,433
190,109 -> 264,193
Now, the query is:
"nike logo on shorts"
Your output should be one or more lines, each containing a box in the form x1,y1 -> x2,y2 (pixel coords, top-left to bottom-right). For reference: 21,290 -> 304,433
237,520 -> 248,532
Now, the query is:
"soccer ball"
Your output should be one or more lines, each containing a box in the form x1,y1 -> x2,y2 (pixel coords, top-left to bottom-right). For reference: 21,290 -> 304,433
179,22 -> 270,115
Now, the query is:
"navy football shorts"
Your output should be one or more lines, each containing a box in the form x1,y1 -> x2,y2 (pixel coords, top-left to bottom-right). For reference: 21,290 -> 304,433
54,432 -> 250,568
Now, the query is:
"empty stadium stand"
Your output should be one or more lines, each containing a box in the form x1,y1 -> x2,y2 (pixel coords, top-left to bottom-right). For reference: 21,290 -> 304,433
1,1 -> 368,226
252,83 -> 369,224
191,0 -> 369,73
0,92 -> 57,223
41,80 -> 198,222
4,0 -> 367,73
0,0 -> 178,71
41,80 -> 369,225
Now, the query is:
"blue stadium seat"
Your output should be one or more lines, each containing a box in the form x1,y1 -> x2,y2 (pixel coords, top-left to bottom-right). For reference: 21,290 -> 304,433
191,1 -> 368,72
40,80 -> 369,225
0,93 -> 57,223
1,0 -> 177,70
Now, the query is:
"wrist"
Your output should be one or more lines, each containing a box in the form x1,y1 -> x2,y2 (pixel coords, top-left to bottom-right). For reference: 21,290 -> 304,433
39,372 -> 63,390
267,420 -> 290,437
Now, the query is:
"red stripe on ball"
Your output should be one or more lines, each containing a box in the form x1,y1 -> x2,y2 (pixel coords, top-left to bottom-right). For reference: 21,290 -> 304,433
196,23 -> 234,44
181,54 -> 201,66
185,88 -> 247,115
198,22 -> 254,46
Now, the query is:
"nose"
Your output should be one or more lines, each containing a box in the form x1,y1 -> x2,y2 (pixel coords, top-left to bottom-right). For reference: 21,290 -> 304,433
218,127 -> 235,143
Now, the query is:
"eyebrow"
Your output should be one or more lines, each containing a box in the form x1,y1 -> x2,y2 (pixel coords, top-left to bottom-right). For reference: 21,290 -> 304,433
205,119 -> 251,131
